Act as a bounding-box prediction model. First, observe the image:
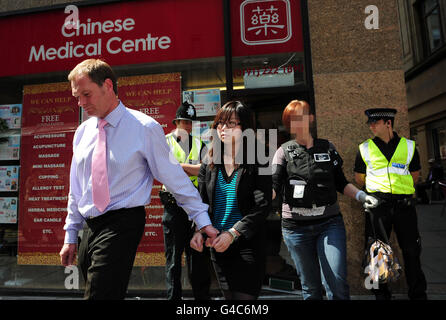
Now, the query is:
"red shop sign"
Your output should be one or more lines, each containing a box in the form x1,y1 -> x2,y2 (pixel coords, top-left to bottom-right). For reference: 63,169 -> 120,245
0,0 -> 303,77
232,0 -> 303,56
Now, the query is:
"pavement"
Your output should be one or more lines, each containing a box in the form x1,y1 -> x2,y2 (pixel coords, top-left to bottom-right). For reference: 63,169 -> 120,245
258,202 -> 446,300
413,202 -> 446,299
1,203 -> 445,301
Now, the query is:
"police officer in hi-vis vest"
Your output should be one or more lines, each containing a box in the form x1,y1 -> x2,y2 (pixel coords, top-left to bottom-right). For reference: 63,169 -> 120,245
160,102 -> 210,300
354,108 -> 427,300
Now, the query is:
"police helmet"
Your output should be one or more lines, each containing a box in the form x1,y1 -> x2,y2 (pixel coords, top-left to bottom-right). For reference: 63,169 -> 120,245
172,101 -> 197,124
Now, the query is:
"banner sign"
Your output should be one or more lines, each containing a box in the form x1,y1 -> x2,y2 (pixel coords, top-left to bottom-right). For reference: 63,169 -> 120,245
119,73 -> 181,266
0,0 -> 224,77
18,82 -> 78,265
0,0 -> 303,77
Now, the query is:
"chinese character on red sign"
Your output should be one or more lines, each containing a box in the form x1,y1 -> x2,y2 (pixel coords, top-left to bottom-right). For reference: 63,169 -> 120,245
240,0 -> 292,45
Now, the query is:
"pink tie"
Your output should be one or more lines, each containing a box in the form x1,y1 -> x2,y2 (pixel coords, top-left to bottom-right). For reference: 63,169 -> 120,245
92,119 -> 110,212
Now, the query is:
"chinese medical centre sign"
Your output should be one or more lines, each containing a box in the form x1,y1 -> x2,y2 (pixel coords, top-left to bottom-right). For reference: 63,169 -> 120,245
0,0 -> 302,77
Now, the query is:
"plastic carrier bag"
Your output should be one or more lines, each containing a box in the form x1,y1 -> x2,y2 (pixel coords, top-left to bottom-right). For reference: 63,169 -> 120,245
363,208 -> 402,287
364,238 -> 402,284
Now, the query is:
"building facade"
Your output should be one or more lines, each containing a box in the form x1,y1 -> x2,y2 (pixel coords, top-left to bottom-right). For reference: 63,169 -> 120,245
398,0 -> 446,181
0,0 -> 410,297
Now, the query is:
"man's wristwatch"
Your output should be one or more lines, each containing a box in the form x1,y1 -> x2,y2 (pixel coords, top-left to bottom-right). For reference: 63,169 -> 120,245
227,228 -> 238,243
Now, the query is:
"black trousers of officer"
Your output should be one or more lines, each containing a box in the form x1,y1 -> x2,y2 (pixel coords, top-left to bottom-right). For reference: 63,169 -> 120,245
162,203 -> 211,300
78,206 -> 146,300
365,200 -> 427,300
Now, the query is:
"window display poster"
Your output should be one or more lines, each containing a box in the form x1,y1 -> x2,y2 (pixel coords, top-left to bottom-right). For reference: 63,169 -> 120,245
18,82 -> 78,265
0,166 -> 19,191
0,197 -> 18,224
117,73 -> 181,266
0,104 -> 22,129
183,89 -> 221,117
0,132 -> 21,160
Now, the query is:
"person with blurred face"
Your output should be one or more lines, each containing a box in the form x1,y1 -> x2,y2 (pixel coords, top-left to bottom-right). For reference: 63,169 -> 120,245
354,108 -> 427,300
190,101 -> 272,300
59,59 -> 218,299
272,100 -> 378,300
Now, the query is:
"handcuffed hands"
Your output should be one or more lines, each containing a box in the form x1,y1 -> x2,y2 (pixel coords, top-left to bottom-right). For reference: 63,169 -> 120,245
190,232 -> 205,252
190,228 -> 236,253
212,232 -> 233,253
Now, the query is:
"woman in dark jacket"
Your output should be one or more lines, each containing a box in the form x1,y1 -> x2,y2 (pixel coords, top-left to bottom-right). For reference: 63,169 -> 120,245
273,100 -> 378,300
190,100 -> 272,300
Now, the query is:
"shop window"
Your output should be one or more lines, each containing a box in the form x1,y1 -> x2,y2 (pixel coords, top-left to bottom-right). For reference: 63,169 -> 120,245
418,0 -> 445,55
436,126 -> 446,160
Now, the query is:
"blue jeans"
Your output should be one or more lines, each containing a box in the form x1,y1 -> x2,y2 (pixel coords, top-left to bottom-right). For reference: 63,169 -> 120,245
282,215 -> 350,300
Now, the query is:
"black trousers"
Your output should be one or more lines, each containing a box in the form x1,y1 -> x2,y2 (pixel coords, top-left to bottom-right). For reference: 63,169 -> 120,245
365,200 -> 427,300
210,234 -> 266,299
78,206 -> 146,300
416,182 -> 431,204
162,203 -> 211,300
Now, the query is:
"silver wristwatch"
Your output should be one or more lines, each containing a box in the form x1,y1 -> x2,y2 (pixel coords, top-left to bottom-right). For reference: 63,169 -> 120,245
228,228 -> 238,243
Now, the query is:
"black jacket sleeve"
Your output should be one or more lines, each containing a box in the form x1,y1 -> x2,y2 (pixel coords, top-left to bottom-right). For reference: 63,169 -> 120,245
328,143 -> 349,193
197,163 -> 209,206
232,165 -> 272,240
272,147 -> 286,197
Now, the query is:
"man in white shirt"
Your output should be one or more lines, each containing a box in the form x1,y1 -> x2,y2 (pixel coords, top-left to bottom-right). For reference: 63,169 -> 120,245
59,59 -> 218,299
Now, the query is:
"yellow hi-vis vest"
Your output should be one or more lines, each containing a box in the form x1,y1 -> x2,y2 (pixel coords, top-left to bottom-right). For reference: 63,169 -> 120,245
359,137 -> 415,194
165,133 -> 202,187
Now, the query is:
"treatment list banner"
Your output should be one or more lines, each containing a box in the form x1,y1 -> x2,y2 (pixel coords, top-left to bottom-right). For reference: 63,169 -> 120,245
18,82 -> 78,265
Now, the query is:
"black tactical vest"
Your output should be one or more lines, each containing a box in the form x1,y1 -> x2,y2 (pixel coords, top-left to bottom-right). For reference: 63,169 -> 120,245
282,139 -> 338,208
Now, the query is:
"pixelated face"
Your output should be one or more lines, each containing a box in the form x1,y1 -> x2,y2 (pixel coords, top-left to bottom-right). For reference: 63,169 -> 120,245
289,107 -> 313,138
